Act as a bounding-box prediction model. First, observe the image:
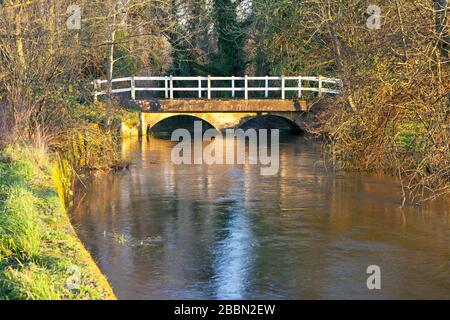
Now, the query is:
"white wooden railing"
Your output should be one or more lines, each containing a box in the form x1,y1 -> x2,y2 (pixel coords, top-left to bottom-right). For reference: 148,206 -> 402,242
93,76 -> 341,101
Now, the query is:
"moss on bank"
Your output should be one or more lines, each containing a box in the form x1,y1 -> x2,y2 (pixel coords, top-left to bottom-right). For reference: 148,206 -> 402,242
0,146 -> 116,300
57,102 -> 139,174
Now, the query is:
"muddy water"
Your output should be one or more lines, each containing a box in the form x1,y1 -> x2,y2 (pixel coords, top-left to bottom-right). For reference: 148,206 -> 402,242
72,136 -> 450,300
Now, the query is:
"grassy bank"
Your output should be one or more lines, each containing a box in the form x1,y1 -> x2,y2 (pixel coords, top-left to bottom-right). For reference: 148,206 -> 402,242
0,145 -> 116,300
0,101 -> 140,300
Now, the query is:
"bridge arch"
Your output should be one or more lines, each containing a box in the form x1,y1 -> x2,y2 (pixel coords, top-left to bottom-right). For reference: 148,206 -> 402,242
141,112 -> 303,136
142,112 -> 260,135
238,114 -> 303,133
148,114 -> 216,138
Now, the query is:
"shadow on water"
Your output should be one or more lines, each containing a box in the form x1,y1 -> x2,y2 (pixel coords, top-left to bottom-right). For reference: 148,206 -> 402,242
71,135 -> 450,300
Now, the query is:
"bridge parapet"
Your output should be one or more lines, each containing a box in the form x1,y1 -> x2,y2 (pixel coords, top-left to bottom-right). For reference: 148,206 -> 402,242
136,99 -> 308,113
93,76 -> 341,101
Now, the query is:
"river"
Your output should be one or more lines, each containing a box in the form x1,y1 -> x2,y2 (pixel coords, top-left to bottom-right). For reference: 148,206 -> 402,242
71,135 -> 450,300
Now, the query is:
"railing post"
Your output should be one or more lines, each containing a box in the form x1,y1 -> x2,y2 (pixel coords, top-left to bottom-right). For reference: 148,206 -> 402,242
281,75 -> 285,99
265,76 -> 269,98
231,76 -> 235,98
198,76 -> 202,98
244,75 -> 248,100
165,77 -> 169,99
318,76 -> 323,97
170,75 -> 174,99
298,76 -> 302,98
131,76 -> 136,100
207,75 -> 211,100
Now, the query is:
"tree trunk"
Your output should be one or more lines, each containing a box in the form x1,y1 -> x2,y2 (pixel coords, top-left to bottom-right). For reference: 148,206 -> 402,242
106,29 -> 116,99
395,0 -> 408,62
105,20 -> 116,126
14,5 -> 26,70
330,23 -> 344,75
326,1 -> 345,81
434,0 -> 449,61
48,0 -> 56,56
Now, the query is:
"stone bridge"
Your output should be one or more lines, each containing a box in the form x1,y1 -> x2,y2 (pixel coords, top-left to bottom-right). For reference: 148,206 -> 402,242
93,75 -> 341,135
137,99 -> 309,135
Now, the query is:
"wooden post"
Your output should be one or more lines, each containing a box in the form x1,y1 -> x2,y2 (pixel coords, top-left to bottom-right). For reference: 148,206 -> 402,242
207,75 -> 211,100
281,75 -> 285,99
318,76 -> 323,97
298,76 -> 302,98
165,78 -> 169,99
265,76 -> 269,98
198,76 -> 202,98
131,76 -> 136,100
170,75 -> 174,99
231,76 -> 235,98
244,75 -> 248,100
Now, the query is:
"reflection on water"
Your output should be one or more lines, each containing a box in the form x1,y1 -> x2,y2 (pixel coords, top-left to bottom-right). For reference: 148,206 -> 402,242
72,136 -> 450,300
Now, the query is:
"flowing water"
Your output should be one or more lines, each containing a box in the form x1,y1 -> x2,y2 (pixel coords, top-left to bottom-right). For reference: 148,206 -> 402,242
72,135 -> 450,300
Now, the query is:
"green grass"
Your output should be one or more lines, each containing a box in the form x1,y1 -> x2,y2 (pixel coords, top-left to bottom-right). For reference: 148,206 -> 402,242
0,146 -> 116,300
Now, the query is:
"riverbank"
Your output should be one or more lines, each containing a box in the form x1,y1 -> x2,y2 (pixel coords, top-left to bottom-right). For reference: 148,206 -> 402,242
0,145 -> 116,299
304,96 -> 450,203
0,100 -> 141,299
